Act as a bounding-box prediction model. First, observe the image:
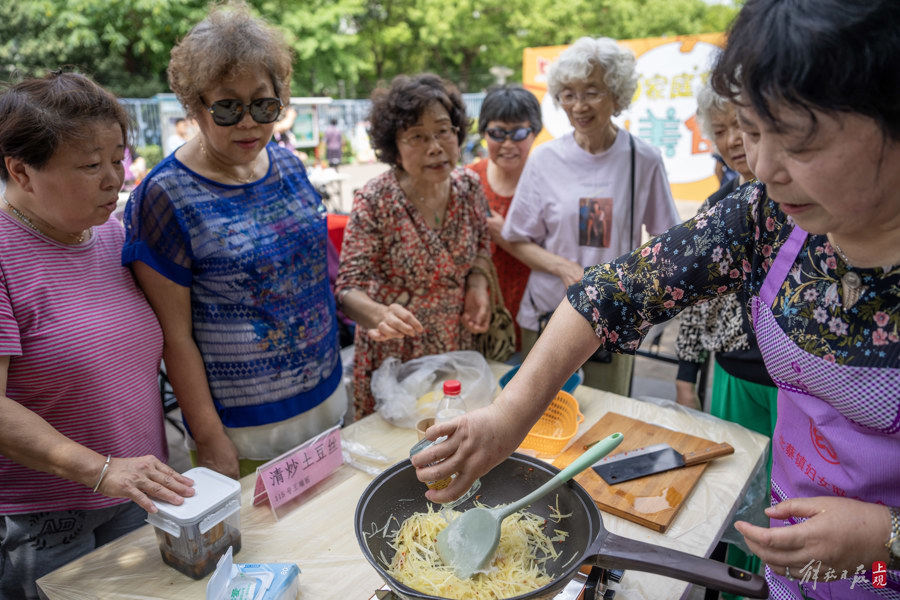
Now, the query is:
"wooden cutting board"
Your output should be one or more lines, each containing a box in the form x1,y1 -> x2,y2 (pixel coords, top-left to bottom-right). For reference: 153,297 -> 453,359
552,412 -> 727,533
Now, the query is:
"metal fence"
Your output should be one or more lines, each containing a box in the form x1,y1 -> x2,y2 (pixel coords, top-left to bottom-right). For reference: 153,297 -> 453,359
120,93 -> 487,154
318,93 -> 486,131
121,98 -> 164,148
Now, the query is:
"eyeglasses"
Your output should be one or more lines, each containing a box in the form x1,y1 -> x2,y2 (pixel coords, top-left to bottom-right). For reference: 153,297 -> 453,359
485,126 -> 534,143
556,90 -> 609,107
203,98 -> 284,126
398,125 -> 460,147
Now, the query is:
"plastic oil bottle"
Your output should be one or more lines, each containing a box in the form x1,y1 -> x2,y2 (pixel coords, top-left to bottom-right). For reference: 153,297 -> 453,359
435,379 -> 466,423
409,379 -> 481,508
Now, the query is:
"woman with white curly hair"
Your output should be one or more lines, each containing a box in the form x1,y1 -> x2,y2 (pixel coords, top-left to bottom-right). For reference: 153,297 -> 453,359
500,36 -> 679,395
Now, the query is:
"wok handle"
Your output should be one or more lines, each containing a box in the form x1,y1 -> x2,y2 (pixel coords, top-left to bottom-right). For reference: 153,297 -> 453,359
588,532 -> 768,598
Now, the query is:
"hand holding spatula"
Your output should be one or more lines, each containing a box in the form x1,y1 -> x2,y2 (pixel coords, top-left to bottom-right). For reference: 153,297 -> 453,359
436,432 -> 624,579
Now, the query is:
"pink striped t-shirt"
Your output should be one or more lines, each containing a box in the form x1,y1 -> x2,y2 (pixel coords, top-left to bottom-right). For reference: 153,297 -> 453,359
0,212 -> 166,514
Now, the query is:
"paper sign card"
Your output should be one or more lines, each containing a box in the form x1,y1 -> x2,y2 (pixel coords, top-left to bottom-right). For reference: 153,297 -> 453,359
252,425 -> 343,512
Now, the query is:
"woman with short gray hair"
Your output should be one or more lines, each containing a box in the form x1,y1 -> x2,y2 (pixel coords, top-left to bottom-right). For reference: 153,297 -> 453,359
546,36 -> 638,117
500,36 -> 679,396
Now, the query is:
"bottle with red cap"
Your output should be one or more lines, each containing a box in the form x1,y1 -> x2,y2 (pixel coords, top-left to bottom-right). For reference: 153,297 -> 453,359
435,379 -> 466,423
408,379 -> 481,508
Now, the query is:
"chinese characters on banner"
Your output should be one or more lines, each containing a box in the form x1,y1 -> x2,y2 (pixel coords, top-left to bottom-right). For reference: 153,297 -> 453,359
253,425 -> 343,516
523,34 -> 725,202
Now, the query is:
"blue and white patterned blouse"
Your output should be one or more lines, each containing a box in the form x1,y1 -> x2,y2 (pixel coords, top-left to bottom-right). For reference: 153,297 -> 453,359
123,144 -> 341,428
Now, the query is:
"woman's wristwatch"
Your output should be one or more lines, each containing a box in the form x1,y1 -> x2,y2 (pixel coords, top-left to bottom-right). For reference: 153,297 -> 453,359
888,506 -> 900,571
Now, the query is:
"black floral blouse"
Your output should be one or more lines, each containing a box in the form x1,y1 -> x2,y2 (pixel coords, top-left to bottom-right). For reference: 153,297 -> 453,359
568,181 -> 900,367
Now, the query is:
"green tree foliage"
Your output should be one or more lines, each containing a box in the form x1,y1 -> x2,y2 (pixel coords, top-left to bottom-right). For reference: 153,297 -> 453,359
0,0 -> 206,97
260,0 -> 369,98
0,0 -> 739,99
351,0 -> 419,90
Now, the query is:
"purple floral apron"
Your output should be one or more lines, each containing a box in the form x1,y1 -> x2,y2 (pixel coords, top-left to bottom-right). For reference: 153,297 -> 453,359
751,225 -> 900,599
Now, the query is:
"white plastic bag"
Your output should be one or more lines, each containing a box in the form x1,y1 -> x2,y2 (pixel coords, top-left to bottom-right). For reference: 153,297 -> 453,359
370,351 -> 496,428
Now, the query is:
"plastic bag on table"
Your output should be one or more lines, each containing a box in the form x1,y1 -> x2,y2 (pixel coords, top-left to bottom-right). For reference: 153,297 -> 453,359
717,440 -> 770,555
634,395 -> 771,557
370,351 -> 496,429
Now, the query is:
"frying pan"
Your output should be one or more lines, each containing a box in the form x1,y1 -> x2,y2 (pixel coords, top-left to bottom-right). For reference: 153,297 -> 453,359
355,452 -> 768,600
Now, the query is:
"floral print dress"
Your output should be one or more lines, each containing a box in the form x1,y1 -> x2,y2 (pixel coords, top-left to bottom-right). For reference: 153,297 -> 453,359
335,167 -> 491,418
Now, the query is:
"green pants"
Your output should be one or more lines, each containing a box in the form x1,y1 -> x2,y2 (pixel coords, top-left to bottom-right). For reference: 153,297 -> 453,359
709,361 -> 778,478
710,361 -> 778,597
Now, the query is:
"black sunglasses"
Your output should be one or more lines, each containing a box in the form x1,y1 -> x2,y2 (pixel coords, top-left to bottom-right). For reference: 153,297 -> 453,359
203,97 -> 284,126
485,126 -> 534,143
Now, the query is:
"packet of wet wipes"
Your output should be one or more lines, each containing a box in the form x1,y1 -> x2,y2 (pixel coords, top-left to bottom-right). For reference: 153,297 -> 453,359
225,570 -> 266,600
207,546 -> 300,600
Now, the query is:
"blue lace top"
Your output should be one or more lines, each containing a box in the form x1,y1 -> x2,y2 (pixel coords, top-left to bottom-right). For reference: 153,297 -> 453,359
122,144 -> 341,428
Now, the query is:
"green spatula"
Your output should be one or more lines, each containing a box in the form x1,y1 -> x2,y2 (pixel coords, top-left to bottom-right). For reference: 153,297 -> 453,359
436,432 -> 623,579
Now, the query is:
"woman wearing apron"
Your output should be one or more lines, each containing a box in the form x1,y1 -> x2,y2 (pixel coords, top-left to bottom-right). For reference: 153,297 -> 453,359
748,224 -> 900,597
412,0 -> 900,596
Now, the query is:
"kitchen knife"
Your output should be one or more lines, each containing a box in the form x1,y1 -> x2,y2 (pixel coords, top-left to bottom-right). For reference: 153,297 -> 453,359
592,442 -> 734,484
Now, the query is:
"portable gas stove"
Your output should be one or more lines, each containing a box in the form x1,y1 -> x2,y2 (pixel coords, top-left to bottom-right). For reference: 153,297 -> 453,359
366,566 -> 625,600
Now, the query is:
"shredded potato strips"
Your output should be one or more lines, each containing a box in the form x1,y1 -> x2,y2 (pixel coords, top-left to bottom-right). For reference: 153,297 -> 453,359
547,497 -> 572,523
385,502 -> 567,599
550,529 -> 568,543
367,514 -> 400,540
560,552 -> 579,569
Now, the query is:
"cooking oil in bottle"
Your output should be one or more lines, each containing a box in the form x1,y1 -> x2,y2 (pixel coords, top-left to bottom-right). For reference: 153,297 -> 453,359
409,380 -> 481,508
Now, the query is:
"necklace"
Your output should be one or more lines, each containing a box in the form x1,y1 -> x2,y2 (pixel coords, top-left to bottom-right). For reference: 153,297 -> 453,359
198,138 -> 257,184
398,171 -> 448,229
426,198 -> 442,226
2,189 -> 87,244
828,234 -> 866,309
416,196 -> 446,229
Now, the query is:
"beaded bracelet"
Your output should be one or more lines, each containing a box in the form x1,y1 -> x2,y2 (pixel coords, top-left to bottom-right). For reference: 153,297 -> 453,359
92,455 -> 112,493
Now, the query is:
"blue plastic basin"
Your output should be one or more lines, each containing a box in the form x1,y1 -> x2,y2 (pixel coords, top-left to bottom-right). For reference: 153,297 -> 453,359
498,364 -> 584,394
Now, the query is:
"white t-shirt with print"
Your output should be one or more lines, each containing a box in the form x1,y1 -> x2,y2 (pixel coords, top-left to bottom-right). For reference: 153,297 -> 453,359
502,128 -> 680,330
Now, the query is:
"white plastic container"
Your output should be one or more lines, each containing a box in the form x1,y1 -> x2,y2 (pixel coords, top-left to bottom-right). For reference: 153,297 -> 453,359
146,467 -> 242,579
